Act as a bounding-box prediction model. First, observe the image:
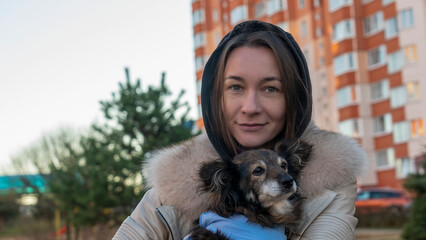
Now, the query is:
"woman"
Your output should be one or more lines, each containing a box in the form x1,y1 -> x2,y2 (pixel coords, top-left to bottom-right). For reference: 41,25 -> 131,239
113,20 -> 366,240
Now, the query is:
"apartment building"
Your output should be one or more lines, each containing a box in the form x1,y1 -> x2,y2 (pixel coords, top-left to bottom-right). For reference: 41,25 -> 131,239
191,0 -> 426,189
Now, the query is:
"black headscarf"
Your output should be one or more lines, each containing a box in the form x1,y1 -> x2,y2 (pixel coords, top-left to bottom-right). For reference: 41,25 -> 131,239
201,20 -> 312,161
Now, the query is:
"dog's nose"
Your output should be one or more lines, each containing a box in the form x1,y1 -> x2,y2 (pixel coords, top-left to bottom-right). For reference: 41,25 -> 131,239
280,175 -> 294,189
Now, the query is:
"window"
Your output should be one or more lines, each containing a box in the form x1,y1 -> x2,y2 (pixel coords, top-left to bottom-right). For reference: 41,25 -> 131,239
213,9 -> 219,22
223,13 -> 228,23
303,49 -> 309,63
316,27 -> 322,37
390,85 -> 407,108
399,9 -> 414,29
301,21 -> 307,38
368,45 -> 386,67
298,0 -> 305,9
364,11 -> 383,36
319,56 -> 325,66
411,119 -> 424,138
396,157 -> 412,178
196,79 -> 202,94
195,56 -> 207,71
231,5 -> 248,25
382,0 -> 394,5
255,1 -> 266,18
192,9 -> 205,26
268,0 -> 287,15
198,104 -> 202,117
322,86 -> 327,96
374,113 -> 392,134
385,17 -> 398,39
388,50 -> 404,73
332,19 -> 354,42
215,32 -> 221,45
276,22 -> 288,32
370,191 -> 401,199
315,13 -> 321,20
357,191 -> 370,200
376,148 -> 395,168
193,32 -> 206,49
370,79 -> 389,101
393,121 -> 410,143
337,85 -> 357,107
329,0 -> 352,12
407,81 -> 421,101
314,0 -> 320,7
333,52 -> 357,76
339,119 -> 360,137
404,45 -> 418,64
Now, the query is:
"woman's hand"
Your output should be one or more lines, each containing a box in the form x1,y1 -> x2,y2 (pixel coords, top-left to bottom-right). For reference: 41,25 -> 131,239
199,211 -> 287,240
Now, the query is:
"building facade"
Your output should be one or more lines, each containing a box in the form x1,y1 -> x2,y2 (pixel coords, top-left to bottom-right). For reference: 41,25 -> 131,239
191,0 -> 426,189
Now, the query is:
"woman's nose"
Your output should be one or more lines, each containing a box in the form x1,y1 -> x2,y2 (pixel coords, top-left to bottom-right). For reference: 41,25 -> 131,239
241,91 -> 261,114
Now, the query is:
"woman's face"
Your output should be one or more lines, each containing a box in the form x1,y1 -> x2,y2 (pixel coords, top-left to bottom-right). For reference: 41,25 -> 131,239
223,46 -> 286,148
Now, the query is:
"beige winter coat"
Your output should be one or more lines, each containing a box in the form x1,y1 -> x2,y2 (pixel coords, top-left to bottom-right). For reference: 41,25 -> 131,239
113,124 -> 366,240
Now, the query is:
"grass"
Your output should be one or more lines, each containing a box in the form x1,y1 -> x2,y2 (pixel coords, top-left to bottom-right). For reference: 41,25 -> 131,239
356,228 -> 402,240
0,216 -> 54,240
1,216 -> 119,240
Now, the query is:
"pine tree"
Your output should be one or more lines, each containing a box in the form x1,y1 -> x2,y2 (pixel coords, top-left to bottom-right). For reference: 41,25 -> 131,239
98,68 -> 197,165
11,68 -> 198,239
402,150 -> 426,240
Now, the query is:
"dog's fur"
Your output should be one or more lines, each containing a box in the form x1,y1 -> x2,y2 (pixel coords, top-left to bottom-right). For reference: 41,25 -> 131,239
189,140 -> 312,240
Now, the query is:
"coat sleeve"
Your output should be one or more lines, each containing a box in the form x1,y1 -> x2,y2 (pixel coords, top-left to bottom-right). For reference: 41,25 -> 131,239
294,183 -> 358,240
112,189 -> 173,240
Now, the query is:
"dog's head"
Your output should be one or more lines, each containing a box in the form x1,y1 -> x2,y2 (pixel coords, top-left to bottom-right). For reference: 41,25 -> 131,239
199,149 -> 299,217
199,142 -> 312,226
232,150 -> 296,209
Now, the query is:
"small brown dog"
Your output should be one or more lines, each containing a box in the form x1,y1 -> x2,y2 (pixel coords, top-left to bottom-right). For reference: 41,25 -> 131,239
189,140 -> 312,239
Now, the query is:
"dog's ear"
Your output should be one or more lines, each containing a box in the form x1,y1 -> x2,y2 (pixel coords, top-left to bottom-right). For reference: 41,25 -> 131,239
290,141 -> 312,166
275,140 -> 312,179
199,160 -> 231,193
199,160 -> 241,216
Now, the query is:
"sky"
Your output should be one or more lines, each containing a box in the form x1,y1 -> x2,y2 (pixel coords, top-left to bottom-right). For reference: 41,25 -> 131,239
0,1 -> 197,174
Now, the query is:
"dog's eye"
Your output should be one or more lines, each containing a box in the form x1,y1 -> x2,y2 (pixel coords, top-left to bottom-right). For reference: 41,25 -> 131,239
252,167 -> 265,176
281,162 -> 287,169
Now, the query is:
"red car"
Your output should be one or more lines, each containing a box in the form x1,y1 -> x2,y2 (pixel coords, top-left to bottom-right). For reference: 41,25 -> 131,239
355,187 -> 411,214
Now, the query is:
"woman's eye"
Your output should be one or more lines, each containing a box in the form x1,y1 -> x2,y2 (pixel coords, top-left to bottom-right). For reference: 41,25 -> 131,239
265,87 -> 279,93
252,167 -> 265,176
230,85 -> 242,91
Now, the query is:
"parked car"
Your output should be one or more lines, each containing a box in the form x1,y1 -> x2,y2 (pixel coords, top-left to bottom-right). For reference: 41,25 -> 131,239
355,187 -> 411,215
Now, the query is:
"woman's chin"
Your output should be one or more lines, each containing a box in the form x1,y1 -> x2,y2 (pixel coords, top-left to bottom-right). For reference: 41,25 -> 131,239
235,137 -> 272,149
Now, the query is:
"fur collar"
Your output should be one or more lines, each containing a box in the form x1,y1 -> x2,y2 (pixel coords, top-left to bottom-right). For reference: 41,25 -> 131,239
145,123 -> 366,233
298,123 -> 366,197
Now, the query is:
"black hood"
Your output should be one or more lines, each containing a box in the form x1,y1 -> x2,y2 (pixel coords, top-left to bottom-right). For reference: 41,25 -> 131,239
201,20 -> 312,161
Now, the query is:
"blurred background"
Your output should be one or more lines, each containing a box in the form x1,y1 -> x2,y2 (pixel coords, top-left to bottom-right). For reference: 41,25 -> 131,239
1,0 -> 425,239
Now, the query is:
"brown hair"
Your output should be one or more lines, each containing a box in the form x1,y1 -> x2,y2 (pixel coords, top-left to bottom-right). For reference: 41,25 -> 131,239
211,31 -> 311,155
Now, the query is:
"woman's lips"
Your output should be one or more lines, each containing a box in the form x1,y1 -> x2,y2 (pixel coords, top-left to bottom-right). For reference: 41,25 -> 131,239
238,123 -> 266,131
